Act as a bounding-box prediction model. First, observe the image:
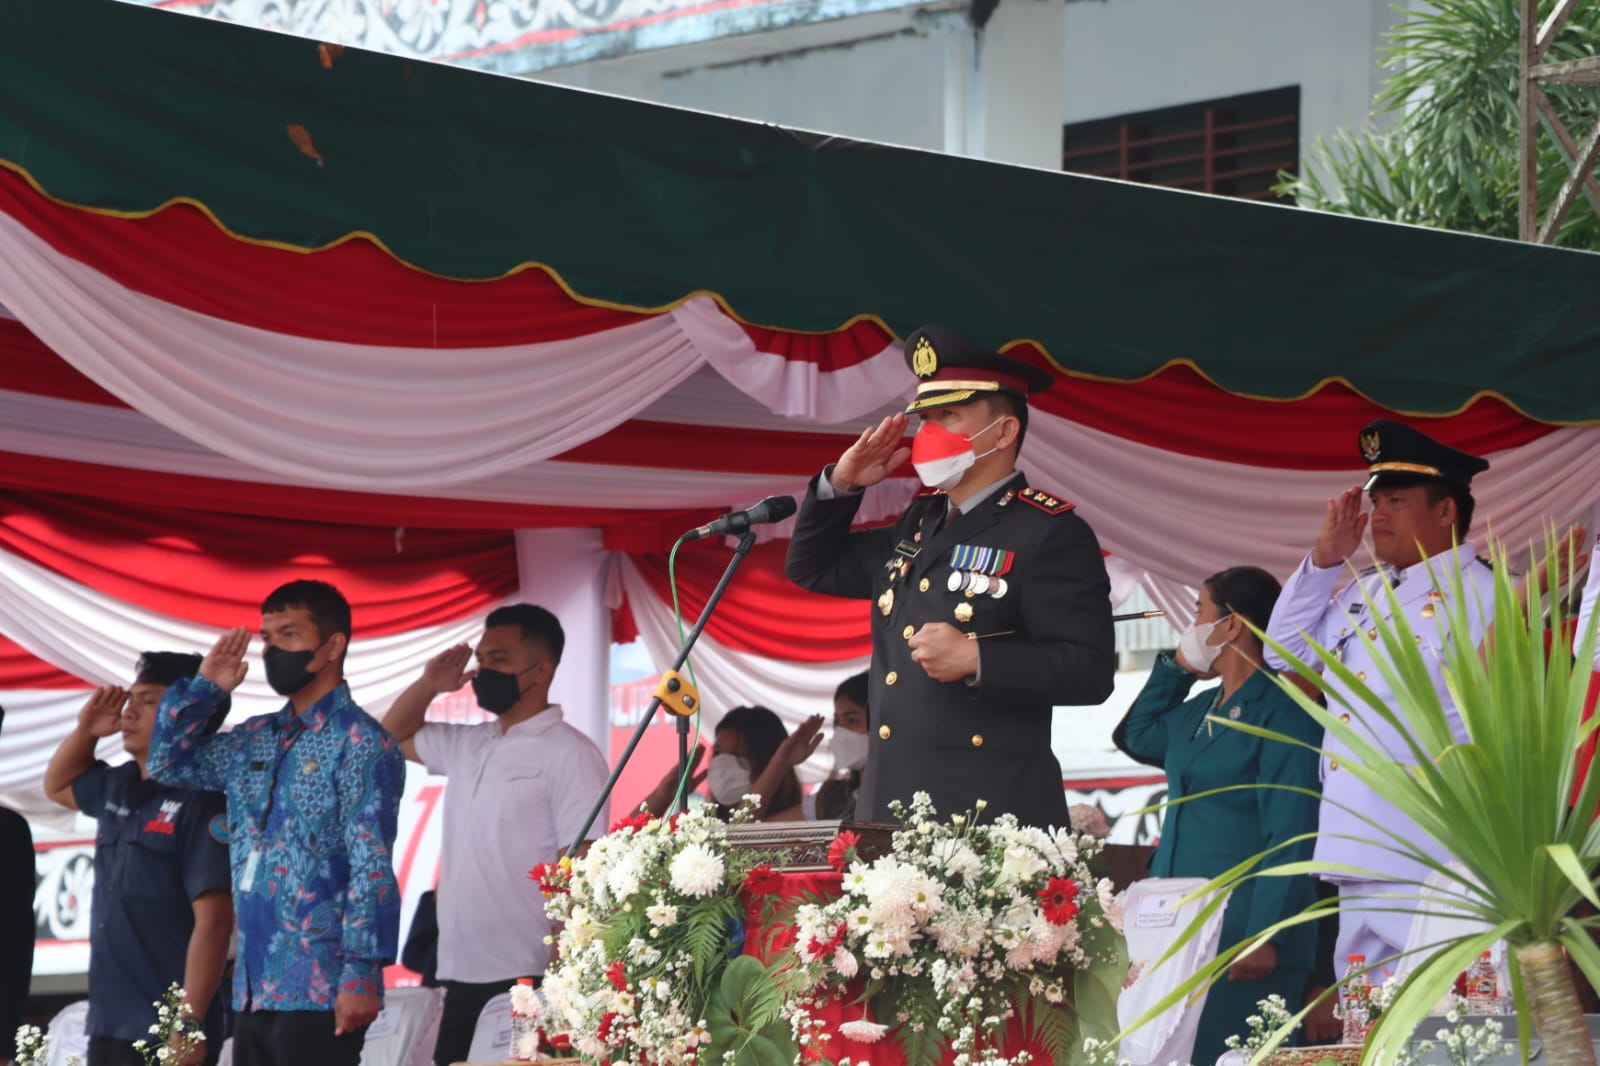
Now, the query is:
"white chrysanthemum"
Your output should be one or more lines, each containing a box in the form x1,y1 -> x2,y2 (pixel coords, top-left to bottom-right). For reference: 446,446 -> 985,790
1095,877 -> 1116,913
839,1019 -> 889,1044
668,843 -> 725,897
606,851 -> 647,902
646,901 -> 679,927
929,839 -> 983,882
832,947 -> 860,978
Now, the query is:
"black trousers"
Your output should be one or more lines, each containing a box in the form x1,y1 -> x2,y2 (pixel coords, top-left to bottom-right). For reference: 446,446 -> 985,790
87,1037 -> 145,1066
233,1009 -> 366,1066
433,977 -> 534,1066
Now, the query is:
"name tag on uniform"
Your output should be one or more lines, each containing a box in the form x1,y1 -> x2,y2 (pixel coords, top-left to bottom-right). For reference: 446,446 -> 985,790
1134,892 -> 1183,929
239,846 -> 261,891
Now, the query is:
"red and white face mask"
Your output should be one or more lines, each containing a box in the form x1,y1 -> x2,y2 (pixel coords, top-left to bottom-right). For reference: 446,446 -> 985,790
910,416 -> 1004,491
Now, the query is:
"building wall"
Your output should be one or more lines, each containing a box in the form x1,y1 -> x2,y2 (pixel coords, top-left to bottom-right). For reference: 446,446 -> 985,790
543,0 -> 1405,172
1061,0 -> 1408,149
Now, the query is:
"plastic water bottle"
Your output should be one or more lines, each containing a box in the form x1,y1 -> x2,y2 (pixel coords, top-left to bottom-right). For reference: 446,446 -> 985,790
509,977 -> 536,1061
1340,954 -> 1371,1044
1465,951 -> 1500,1014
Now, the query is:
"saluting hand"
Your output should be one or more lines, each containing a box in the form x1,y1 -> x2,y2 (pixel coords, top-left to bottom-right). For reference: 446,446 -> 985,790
831,413 -> 911,493
1311,486 -> 1368,568
773,714 -> 826,769
200,627 -> 251,693
76,686 -> 127,738
421,643 -> 475,696
908,623 -> 979,683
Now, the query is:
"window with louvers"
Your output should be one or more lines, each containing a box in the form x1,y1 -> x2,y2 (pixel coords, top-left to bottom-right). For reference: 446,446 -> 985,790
1061,86 -> 1300,202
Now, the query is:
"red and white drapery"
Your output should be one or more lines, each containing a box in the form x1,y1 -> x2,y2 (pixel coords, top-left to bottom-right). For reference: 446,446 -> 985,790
1,162 -> 1598,818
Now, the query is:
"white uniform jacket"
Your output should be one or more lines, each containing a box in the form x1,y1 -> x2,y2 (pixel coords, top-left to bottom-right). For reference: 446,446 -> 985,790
1265,543 -> 1496,887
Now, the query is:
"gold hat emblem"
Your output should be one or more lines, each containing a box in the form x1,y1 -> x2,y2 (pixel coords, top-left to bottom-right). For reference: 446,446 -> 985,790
910,337 -> 938,379
1360,430 -> 1382,462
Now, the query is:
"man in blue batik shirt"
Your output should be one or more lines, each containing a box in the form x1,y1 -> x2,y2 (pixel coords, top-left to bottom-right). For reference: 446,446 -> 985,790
150,580 -> 405,1066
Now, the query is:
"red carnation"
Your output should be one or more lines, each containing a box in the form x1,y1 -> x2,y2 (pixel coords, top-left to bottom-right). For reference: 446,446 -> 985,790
606,959 -> 628,991
597,1011 -> 619,1043
827,830 -> 860,873
743,862 -> 784,897
609,811 -> 654,835
528,861 -> 568,898
1037,877 -> 1081,925
806,920 -> 848,959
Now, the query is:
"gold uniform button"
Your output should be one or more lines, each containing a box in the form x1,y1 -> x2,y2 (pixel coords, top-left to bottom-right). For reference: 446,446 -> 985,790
878,724 -> 892,740
1340,713 -> 1351,724
903,625 -> 914,639
1355,671 -> 1366,681
1328,759 -> 1340,771
1367,628 -> 1378,640
919,578 -> 930,592
885,671 -> 898,685
970,733 -> 984,748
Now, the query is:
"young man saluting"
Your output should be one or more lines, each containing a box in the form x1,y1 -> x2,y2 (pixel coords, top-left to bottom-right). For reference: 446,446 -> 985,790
149,580 -> 405,1066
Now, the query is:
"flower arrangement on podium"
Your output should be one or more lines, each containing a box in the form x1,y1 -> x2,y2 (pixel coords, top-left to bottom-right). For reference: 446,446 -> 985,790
528,800 -> 797,1066
777,793 -> 1126,1066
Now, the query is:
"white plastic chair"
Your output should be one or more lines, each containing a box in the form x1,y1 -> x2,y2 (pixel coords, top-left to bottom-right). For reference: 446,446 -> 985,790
1394,863 -> 1511,995
465,992 -> 514,1064
45,1000 -> 90,1066
358,986 -> 446,1066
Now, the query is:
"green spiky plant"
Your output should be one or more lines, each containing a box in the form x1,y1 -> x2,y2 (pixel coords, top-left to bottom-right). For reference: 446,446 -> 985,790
1275,0 -> 1600,250
1110,531 -> 1599,1066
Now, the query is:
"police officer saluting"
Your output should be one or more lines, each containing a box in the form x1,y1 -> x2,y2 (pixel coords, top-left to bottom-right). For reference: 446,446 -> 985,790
785,325 -> 1116,828
1266,419 -> 1495,972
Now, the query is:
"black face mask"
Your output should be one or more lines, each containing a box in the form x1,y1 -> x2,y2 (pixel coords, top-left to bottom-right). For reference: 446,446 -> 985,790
471,666 -> 534,717
264,642 -> 326,697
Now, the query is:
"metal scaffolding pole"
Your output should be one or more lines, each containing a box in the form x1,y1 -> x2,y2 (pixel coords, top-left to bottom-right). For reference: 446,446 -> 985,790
1518,0 -> 1600,243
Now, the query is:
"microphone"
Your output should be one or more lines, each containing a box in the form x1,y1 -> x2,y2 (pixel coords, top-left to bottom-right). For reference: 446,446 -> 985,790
683,495 -> 798,541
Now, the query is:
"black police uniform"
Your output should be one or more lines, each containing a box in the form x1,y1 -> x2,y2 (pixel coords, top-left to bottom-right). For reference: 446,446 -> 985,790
72,762 -> 230,1065
785,326 -> 1116,828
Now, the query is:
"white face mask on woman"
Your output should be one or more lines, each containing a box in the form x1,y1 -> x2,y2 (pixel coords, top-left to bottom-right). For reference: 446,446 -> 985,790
1177,615 -> 1228,672
830,727 -> 870,772
707,753 -> 753,806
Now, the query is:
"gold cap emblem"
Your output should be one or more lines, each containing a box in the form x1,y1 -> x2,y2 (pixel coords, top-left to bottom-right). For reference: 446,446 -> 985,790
1360,429 -> 1382,462
910,337 -> 938,379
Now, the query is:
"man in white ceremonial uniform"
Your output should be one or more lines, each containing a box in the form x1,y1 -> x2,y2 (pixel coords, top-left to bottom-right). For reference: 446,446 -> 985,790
383,604 -> 610,1066
1266,419 -> 1495,974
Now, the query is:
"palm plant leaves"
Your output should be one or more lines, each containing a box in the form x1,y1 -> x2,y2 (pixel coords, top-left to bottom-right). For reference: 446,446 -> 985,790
1112,531 -> 1598,1064
1275,0 -> 1600,249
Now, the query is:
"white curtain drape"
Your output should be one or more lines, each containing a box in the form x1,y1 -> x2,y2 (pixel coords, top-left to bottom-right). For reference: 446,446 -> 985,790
1024,412 -> 1600,587
0,210 -> 909,490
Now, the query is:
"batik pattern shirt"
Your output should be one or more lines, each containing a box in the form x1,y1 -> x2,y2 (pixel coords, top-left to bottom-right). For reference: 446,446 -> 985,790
149,676 -> 405,1012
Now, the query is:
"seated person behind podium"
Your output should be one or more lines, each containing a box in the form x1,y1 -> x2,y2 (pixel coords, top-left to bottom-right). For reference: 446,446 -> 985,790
702,705 -> 819,819
148,580 -> 405,1066
1112,566 -> 1322,1066
381,603 -> 610,1066
44,653 -> 234,1066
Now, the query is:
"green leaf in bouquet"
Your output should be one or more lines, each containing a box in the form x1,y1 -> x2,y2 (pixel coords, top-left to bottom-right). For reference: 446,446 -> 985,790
704,956 -> 799,1066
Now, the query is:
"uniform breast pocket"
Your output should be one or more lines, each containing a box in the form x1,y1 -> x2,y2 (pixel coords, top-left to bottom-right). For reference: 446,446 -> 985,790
499,771 -> 547,822
125,826 -> 181,900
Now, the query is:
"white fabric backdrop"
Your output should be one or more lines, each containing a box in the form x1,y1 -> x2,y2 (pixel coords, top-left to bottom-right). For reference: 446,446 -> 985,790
0,209 -> 909,489
0,545 -> 483,816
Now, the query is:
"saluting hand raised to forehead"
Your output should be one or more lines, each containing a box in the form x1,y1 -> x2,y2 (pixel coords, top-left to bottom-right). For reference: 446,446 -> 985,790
76,685 -> 127,737
831,412 -> 912,493
1312,486 -> 1370,569
200,626 -> 252,693
421,642 -> 476,696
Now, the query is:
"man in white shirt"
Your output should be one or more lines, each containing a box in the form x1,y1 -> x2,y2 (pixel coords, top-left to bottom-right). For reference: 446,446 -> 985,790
383,604 -> 609,1066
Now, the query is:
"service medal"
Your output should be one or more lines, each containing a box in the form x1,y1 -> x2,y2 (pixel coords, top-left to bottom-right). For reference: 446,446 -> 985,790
878,589 -> 894,616
948,572 -> 965,593
954,602 -> 974,622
